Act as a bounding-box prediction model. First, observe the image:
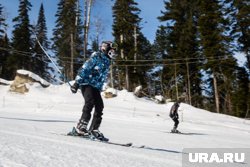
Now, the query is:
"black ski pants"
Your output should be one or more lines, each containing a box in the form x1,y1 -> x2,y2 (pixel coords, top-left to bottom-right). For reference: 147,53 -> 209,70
172,117 -> 179,129
80,85 -> 104,131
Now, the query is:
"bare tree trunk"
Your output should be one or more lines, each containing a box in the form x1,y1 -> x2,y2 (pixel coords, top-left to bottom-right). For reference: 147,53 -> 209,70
126,66 -> 129,91
245,109 -> 249,119
160,70 -> 165,96
85,0 -> 93,53
213,73 -> 220,113
227,93 -> 232,114
70,33 -> 74,80
93,18 -> 104,46
83,0 -> 88,60
186,60 -> 191,105
75,0 -> 79,27
118,68 -> 122,89
133,26 -> 137,74
120,34 -> 124,59
83,0 -> 93,60
110,60 -> 114,88
175,63 -> 179,100
120,34 -> 129,90
247,93 -> 250,118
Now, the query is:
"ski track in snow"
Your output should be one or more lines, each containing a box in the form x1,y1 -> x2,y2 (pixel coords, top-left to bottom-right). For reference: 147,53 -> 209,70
0,129 -> 180,167
0,84 -> 250,167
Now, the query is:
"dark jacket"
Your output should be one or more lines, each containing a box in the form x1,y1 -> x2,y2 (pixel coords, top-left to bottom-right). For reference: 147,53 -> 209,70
169,102 -> 179,119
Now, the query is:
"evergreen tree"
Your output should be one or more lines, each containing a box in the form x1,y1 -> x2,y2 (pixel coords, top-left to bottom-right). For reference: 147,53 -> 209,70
158,0 -> 202,106
153,26 -> 168,60
52,0 -> 83,81
151,26 -> 171,97
0,4 -> 6,38
231,0 -> 250,71
91,38 -> 99,52
7,0 -> 32,78
134,31 -> 153,92
158,0 -> 184,98
221,0 -> 250,116
0,34 -> 10,79
0,3 -> 10,79
112,0 -> 147,91
232,67 -> 249,118
198,0 -> 237,113
33,3 -> 52,82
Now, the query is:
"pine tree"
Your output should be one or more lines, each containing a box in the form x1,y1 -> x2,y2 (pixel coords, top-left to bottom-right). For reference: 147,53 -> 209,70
198,0 -> 237,113
231,0 -> 250,71
7,0 -> 32,78
52,0 -> 83,81
134,31 -> 153,92
0,4 -> 6,38
158,0 -> 202,106
83,0 -> 94,60
112,0 -> 145,91
33,3 -> 52,82
232,67 -> 249,118
91,38 -> 99,52
0,34 -> 11,80
149,26 -> 169,97
228,0 -> 250,117
0,3 -> 10,79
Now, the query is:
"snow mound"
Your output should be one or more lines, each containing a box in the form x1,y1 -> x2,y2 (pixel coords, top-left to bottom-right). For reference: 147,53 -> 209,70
0,78 -> 12,85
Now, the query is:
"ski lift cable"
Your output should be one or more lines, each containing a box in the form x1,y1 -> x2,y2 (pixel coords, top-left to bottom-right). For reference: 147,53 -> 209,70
34,34 -> 72,86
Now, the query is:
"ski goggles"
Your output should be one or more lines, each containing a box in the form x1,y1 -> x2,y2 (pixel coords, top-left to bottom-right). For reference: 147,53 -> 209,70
110,42 -> 118,50
102,41 -> 118,50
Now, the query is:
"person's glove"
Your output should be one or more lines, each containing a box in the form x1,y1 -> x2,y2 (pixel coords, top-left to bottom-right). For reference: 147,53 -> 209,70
70,82 -> 79,93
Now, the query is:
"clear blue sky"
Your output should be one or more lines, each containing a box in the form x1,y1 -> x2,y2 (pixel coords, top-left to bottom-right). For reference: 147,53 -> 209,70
0,0 -> 165,43
0,0 -> 246,65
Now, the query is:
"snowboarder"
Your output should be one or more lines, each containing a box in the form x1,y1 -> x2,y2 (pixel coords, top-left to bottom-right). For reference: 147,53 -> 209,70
70,41 -> 117,141
169,101 -> 180,133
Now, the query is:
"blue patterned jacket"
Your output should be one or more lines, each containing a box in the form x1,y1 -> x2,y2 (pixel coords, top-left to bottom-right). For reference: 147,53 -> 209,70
75,51 -> 111,91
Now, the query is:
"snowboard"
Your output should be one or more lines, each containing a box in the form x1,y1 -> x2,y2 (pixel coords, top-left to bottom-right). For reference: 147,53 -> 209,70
67,127 -> 133,147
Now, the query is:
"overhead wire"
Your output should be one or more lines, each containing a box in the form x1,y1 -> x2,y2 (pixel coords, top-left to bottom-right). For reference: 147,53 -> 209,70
0,46 -> 233,67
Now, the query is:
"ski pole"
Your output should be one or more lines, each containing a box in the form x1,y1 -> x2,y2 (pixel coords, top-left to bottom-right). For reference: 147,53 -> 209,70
34,34 -> 72,86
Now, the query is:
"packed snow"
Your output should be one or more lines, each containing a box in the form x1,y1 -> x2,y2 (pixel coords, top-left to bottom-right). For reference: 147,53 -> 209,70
0,79 -> 12,85
0,82 -> 250,167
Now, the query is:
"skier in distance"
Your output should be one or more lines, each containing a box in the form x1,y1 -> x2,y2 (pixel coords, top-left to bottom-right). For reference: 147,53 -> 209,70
169,101 -> 181,133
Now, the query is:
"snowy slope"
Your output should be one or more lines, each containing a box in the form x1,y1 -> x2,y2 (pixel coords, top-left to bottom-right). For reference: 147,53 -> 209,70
0,83 -> 250,167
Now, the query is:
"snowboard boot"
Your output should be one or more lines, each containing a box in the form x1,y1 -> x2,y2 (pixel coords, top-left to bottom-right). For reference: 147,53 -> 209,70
76,120 -> 89,135
90,129 -> 109,142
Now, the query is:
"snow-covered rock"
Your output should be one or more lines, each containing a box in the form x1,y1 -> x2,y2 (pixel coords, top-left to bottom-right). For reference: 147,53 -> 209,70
103,87 -> 117,98
154,95 -> 166,104
133,85 -> 145,98
9,70 -> 50,93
